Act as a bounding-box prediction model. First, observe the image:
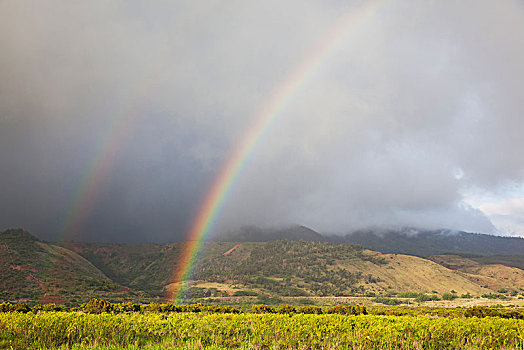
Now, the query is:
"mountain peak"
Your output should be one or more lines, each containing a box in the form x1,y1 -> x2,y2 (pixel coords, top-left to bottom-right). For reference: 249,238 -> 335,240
0,228 -> 40,243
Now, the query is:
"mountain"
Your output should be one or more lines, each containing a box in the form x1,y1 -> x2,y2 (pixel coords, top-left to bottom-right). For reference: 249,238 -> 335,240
0,229 -> 150,305
59,241 -> 183,296
2,228 -> 524,306
179,240 -> 488,298
343,228 -> 524,256
218,225 -> 524,257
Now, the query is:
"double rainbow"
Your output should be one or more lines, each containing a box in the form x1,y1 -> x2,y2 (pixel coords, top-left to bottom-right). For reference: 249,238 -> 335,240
168,0 -> 387,303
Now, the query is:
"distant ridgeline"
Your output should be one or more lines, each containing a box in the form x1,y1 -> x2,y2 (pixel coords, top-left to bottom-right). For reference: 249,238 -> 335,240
219,225 -> 524,257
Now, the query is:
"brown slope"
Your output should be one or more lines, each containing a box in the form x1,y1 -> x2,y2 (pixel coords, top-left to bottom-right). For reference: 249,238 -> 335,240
430,254 -> 524,291
336,252 -> 486,295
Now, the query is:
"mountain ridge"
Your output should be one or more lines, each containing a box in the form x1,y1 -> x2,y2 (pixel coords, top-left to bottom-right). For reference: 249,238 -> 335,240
2,227 -> 524,306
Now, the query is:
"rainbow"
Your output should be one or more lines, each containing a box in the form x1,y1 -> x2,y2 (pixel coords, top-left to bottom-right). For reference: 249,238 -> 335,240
56,42 -> 172,242
168,0 -> 388,303
58,109 -> 138,241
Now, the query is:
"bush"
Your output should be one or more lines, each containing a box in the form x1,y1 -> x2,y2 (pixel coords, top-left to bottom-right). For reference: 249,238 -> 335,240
298,305 -> 323,314
481,293 -> 507,300
415,294 -> 440,302
115,302 -> 141,313
0,302 -> 13,312
13,303 -> 31,313
207,305 -> 242,314
326,305 -> 367,315
442,293 -> 457,300
82,299 -> 113,314
0,302 -> 31,313
31,304 -> 64,313
464,306 -> 500,318
373,297 -> 403,305
397,292 -> 420,298
278,304 -> 296,314
252,304 -> 276,314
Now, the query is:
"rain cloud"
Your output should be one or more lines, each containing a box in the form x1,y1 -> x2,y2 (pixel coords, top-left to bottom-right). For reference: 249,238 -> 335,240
1,0 -> 524,242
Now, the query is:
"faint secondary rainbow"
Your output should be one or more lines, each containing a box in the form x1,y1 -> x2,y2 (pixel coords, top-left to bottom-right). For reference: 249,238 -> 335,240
57,107 -> 138,241
168,0 -> 388,303
57,67 -> 163,242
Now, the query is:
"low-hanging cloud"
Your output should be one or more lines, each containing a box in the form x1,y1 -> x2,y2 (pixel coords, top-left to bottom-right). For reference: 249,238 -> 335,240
1,0 -> 523,242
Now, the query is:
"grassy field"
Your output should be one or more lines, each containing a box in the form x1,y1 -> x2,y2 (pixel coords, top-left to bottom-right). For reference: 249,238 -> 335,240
1,309 -> 524,349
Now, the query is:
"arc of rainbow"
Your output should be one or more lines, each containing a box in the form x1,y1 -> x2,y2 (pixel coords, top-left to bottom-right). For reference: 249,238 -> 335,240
57,68 -> 163,242
169,0 -> 388,303
58,108 -> 138,241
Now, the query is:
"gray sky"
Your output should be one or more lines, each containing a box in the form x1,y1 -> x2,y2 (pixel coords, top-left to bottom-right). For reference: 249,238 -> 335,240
1,0 -> 524,242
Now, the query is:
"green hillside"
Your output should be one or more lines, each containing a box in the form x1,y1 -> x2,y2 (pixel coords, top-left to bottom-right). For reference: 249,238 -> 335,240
0,229 -> 149,305
190,240 -> 387,297
2,228 -> 524,306
59,241 -> 183,296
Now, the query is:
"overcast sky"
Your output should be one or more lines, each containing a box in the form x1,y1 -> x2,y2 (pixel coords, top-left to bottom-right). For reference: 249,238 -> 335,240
1,0 -> 524,243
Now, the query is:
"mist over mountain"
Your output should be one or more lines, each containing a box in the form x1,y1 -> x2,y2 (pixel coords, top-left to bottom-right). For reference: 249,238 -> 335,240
218,225 -> 325,242
344,228 -> 524,256
215,225 -> 524,257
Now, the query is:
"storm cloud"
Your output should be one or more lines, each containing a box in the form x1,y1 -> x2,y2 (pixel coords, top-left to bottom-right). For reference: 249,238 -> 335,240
1,0 -> 524,242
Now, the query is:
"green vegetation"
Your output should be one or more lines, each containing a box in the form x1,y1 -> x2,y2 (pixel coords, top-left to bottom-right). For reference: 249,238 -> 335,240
0,229 -> 153,306
372,296 -> 403,305
191,239 -> 386,298
481,293 -> 508,300
1,307 -> 523,349
3,229 -> 524,308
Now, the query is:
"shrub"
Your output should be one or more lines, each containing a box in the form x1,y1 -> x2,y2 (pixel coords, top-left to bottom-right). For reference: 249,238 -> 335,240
442,293 -> 457,300
464,306 -> 499,318
397,292 -> 420,298
0,302 -> 31,313
115,302 -> 141,313
13,303 -> 31,313
0,302 -> 13,312
415,294 -> 440,302
373,297 -> 402,305
481,293 -> 507,300
327,305 -> 367,315
207,305 -> 242,314
252,304 -> 276,314
298,305 -> 323,314
82,299 -> 113,314
31,304 -> 64,313
278,304 -> 296,314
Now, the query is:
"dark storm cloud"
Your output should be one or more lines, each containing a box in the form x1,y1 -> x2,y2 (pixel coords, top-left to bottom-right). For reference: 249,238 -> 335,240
1,0 -> 524,242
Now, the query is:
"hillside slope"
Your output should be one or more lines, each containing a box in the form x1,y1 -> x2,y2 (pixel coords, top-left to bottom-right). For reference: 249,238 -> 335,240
60,241 -> 184,296
178,241 -> 492,298
0,229 -> 146,305
429,254 -> 524,291
2,228 -> 524,305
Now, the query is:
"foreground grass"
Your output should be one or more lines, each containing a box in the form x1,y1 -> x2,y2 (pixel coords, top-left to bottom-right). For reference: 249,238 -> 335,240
1,312 -> 524,349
